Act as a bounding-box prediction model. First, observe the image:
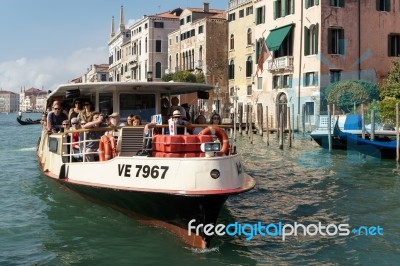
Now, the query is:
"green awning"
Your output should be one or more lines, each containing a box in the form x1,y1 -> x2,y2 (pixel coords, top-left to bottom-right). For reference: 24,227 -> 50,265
265,24 -> 293,51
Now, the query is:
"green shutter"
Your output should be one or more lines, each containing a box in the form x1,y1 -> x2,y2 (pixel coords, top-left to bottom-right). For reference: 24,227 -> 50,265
273,2 -> 277,20
288,75 -> 292,88
262,6 -> 266,23
386,0 -> 391,11
376,0 -> 380,10
305,0 -> 310,9
315,23 -> 319,54
388,35 -> 392,56
340,0 -> 344,7
315,0 -> 319,5
303,73 -> 306,87
304,26 -> 310,56
282,0 -> 287,16
314,72 -> 319,86
291,0 -> 295,14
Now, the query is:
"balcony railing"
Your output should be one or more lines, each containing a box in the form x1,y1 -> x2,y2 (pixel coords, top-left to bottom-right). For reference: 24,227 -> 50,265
267,56 -> 294,71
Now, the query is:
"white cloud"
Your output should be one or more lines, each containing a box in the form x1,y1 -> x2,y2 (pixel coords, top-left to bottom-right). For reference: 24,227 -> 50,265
0,46 -> 108,93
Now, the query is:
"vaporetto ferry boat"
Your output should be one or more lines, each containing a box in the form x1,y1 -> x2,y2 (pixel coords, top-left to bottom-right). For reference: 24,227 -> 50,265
36,81 -> 255,248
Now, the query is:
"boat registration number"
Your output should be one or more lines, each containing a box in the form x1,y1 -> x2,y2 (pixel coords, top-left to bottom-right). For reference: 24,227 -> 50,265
118,164 -> 169,179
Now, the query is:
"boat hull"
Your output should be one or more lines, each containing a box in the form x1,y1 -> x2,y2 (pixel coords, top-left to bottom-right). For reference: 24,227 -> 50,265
49,177 -> 231,248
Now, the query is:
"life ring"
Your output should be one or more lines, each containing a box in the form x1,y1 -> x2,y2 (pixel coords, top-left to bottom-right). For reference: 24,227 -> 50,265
198,126 -> 230,155
98,134 -> 116,161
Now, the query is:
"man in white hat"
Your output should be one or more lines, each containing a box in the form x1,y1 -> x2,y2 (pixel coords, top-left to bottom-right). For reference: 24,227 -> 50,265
171,110 -> 191,134
108,112 -> 125,126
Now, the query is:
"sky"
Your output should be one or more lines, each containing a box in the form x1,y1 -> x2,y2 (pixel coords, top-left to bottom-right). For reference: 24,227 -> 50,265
0,0 -> 227,93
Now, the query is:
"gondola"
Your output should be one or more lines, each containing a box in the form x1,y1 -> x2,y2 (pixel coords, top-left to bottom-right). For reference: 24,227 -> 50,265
17,117 -> 41,125
333,120 -> 397,159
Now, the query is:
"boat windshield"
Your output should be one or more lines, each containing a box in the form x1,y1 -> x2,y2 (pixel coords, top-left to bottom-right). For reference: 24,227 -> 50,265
119,93 -> 156,123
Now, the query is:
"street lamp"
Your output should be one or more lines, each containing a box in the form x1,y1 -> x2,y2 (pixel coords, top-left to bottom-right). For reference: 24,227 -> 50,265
147,71 -> 153,82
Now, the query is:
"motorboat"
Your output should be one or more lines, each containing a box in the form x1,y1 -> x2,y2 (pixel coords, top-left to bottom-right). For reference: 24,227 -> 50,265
36,81 -> 255,248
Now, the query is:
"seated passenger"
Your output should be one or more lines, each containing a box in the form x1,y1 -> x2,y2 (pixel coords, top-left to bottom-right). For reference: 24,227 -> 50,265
170,110 -> 192,135
193,114 -> 207,135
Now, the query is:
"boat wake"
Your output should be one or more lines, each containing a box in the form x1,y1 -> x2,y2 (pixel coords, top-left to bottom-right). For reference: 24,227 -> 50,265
19,147 -> 36,151
188,246 -> 220,254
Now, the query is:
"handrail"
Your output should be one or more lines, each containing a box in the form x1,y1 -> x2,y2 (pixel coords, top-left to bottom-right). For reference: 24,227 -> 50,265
61,124 -> 235,161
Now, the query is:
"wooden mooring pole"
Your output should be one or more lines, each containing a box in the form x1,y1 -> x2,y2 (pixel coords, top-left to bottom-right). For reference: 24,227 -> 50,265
279,111 -> 284,149
396,103 -> 399,162
288,106 -> 292,148
266,106 -> 269,146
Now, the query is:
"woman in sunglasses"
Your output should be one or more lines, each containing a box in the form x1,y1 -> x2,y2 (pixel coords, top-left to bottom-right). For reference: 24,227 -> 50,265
68,99 -> 83,121
78,100 -> 94,122
210,113 -> 222,125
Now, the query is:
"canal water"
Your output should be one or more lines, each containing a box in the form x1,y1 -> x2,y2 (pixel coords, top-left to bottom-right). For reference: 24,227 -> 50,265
0,113 -> 399,265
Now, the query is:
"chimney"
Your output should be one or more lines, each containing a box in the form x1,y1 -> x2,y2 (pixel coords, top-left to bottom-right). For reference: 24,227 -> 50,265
203,2 -> 209,13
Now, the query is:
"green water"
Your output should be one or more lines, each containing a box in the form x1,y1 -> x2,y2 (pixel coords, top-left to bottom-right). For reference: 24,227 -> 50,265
0,113 -> 399,265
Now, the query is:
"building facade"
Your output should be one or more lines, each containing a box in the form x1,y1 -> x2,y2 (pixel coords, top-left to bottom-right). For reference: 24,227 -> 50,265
248,0 -> 400,131
0,91 -> 19,113
168,3 -> 228,114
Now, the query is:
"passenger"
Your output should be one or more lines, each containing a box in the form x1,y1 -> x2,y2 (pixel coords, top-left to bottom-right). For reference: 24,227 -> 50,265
168,97 -> 186,118
60,120 -> 70,133
68,99 -> 83,121
170,110 -> 192,135
69,117 -> 82,161
210,113 -> 222,125
78,100 -> 94,122
81,112 -> 107,161
126,115 -> 134,126
132,115 -> 142,126
40,113 -> 47,130
181,103 -> 191,122
192,114 -> 207,135
108,112 -> 125,126
47,103 -> 68,132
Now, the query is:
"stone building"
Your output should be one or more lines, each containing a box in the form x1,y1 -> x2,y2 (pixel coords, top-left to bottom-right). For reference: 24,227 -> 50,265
168,3 -> 228,115
0,90 -> 19,113
243,0 -> 400,131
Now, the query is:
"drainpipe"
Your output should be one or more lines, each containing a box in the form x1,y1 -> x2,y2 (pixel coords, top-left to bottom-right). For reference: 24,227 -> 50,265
298,0 -> 304,131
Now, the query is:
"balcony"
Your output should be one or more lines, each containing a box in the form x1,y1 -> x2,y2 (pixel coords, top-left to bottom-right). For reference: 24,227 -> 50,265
267,56 -> 294,72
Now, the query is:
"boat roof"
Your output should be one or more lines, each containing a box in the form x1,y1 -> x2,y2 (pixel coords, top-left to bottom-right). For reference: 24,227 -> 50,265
48,81 -> 215,98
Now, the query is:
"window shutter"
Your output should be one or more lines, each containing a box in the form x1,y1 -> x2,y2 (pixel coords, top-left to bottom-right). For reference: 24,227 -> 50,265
314,72 -> 319,86
339,29 -> 345,55
388,35 -> 392,56
305,0 -> 310,9
303,73 -> 306,87
376,0 -> 380,10
340,0 -> 344,7
288,75 -> 292,88
282,0 -> 287,16
291,0 -> 295,14
315,23 -> 319,54
386,0 -> 391,11
262,6 -> 266,23
304,26 -> 310,56
273,1 -> 277,19
328,29 -> 332,54
315,0 -> 319,5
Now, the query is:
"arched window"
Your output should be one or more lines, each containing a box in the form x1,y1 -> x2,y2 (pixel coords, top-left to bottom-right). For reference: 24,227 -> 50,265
228,60 -> 235,79
246,56 -> 253,77
247,28 -> 252,45
230,34 -> 235,50
155,62 -> 162,78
